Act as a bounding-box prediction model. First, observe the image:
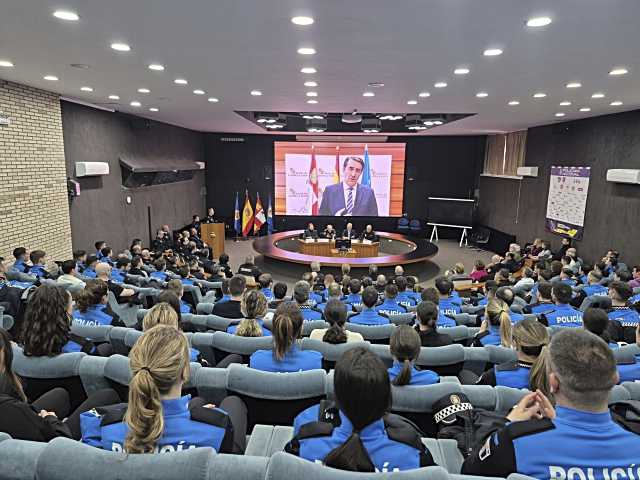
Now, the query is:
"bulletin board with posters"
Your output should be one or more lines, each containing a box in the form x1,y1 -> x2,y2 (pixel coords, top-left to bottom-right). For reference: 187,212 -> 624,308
545,166 -> 591,240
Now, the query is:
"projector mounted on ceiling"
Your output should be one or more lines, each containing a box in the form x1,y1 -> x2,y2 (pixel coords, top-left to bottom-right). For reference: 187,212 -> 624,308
341,109 -> 362,124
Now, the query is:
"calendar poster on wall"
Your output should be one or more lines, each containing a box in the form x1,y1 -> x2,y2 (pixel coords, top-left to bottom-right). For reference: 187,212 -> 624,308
545,166 -> 591,240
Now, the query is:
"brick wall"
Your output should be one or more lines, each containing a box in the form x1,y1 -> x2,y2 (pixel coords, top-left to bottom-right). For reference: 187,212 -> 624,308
0,79 -> 72,262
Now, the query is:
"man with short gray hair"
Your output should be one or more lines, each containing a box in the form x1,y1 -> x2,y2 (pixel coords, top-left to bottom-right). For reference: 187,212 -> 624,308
462,329 -> 640,478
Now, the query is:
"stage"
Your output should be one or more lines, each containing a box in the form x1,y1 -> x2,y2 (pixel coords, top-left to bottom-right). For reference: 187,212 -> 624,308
251,230 -> 439,267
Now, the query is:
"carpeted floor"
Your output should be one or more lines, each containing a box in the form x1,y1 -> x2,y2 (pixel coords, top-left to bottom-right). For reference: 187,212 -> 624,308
223,237 -> 494,290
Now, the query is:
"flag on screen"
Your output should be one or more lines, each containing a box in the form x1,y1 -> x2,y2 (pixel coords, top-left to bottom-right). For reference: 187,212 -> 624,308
267,196 -> 273,234
361,144 -> 372,187
233,192 -> 241,234
333,146 -> 340,184
254,193 -> 266,234
241,190 -> 254,237
308,146 -> 319,215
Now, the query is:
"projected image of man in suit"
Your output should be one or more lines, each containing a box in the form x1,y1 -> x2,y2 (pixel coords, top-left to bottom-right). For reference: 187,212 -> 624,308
319,156 -> 379,216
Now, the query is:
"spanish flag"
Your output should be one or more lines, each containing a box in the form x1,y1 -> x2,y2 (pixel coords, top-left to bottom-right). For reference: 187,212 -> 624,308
242,190 -> 254,237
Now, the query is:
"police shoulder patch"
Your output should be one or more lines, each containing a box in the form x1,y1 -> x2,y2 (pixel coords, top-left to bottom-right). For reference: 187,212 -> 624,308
190,405 -> 232,429
495,360 -> 519,372
505,418 -> 554,440
297,420 -> 335,440
383,413 -> 424,450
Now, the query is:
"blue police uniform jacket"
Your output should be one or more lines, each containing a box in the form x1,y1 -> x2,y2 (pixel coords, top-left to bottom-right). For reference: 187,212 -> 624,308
150,270 -> 168,281
462,406 -> 640,479
28,264 -> 47,278
509,311 -> 525,324
437,313 -> 457,328
299,304 -> 323,321
608,307 -> 640,327
388,362 -> 439,386
72,304 -> 116,327
261,288 -> 274,302
216,294 -> 231,303
180,300 -> 191,314
349,307 -> 389,325
61,335 -> 95,354
630,293 -> 640,305
475,326 -> 502,346
83,267 -> 97,279
375,299 -> 408,316
11,259 -> 27,273
96,249 -> 104,259
450,292 -> 462,304
581,284 -> 608,297
543,304 -> 583,328
439,298 -> 462,317
397,291 -> 417,309
494,361 -> 532,389
318,299 -> 351,312
528,302 -> 555,315
250,344 -> 322,372
6,279 -> 34,289
80,395 -> 234,453
559,278 -> 577,287
110,270 -> 125,283
227,319 -> 272,336
286,407 -> 434,472
308,292 -> 323,306
345,293 -> 362,309
617,358 -> 640,383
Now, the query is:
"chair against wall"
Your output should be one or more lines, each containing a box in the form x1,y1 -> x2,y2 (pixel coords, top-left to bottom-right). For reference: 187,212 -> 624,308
397,217 -> 410,233
409,219 -> 422,234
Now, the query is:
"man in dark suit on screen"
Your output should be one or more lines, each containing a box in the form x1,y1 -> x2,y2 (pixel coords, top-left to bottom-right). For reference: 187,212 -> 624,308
319,156 -> 378,216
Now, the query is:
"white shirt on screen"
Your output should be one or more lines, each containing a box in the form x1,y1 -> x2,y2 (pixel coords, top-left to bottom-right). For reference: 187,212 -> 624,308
342,182 -> 357,214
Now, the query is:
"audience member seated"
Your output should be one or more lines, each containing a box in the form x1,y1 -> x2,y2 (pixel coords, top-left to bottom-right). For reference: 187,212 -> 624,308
494,286 -> 524,323
524,281 -> 555,315
513,267 -> 535,290
389,326 -> 439,386
10,247 -> 29,273
310,299 -> 364,343
227,290 -> 271,337
344,278 -> 362,309
462,329 -> 640,478
572,270 -> 607,307
494,268 -> 512,287
335,263 -> 351,284
349,286 -> 388,325
420,288 -> 456,328
82,255 -> 98,279
470,260 -> 489,282
73,280 -> 124,328
293,281 -> 323,320
435,277 -> 462,316
95,263 -> 135,302
445,263 -> 467,280
81,325 -> 247,453
375,283 -> 408,316
0,257 -> 26,318
150,258 -> 169,282
99,247 -> 116,266
628,265 -> 640,289
0,328 -> 119,441
268,282 -> 288,309
217,253 -> 233,278
583,307 -> 619,348
540,283 -> 584,328
318,283 -> 349,311
414,301 -> 454,347
141,302 -> 202,363
286,347 -> 436,471
237,255 -> 261,280
56,259 -> 86,289
374,274 -> 387,295
166,279 -> 192,313
27,250 -> 50,278
472,298 -> 512,347
302,222 -> 319,240
559,266 -> 577,287
394,276 -> 417,309
477,319 -> 550,391
360,224 -> 378,242
128,256 -> 147,277
94,241 -> 107,259
607,281 -> 640,344
258,273 -> 274,302
212,275 -> 245,319
250,302 -> 322,372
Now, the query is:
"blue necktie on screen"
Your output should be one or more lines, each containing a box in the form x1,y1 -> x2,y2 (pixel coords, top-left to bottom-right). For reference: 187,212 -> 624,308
346,187 -> 353,215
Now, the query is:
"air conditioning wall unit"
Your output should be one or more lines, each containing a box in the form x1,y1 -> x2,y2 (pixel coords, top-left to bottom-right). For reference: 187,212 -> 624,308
76,162 -> 110,177
517,166 -> 539,177
606,169 -> 640,185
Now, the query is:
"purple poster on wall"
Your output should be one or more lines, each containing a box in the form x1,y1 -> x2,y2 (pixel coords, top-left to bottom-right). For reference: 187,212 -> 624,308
545,166 -> 591,240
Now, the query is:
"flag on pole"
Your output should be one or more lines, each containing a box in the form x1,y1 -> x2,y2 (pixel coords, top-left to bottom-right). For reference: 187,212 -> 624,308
233,192 -> 241,235
333,145 -> 340,184
361,144 -> 372,187
267,196 -> 274,234
308,146 -> 319,215
254,193 -> 266,234
241,190 -> 254,237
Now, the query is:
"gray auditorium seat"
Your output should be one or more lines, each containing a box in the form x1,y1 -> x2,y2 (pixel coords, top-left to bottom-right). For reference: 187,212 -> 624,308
194,366 -> 229,404
183,284 -> 203,305
262,318 -> 327,336
184,313 -> 239,332
196,302 -> 215,314
70,324 -> 113,343
124,273 -> 148,286
106,291 -> 142,327
621,381 -> 640,400
579,295 -> 612,311
437,325 -> 475,342
344,322 -> 396,343
123,329 -> 144,349
78,356 -> 111,395
107,326 -> 132,355
388,312 -> 416,325
450,314 -> 477,327
194,279 -> 223,292
609,384 -> 632,403
207,331 -> 273,364
0,437 -> 47,480
301,338 -> 370,368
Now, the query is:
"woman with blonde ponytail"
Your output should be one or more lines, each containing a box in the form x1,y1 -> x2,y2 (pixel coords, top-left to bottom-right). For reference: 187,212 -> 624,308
80,325 -> 247,453
477,318 -> 551,395
472,298 -> 513,347
227,290 -> 271,337
388,326 -> 439,386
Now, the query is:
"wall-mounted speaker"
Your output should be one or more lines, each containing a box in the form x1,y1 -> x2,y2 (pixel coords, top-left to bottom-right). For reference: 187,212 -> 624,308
263,166 -> 273,180
406,165 -> 418,181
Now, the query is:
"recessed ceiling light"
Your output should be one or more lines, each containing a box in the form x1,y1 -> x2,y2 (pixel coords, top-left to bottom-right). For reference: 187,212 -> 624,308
291,16 -> 314,26
110,43 -> 131,52
368,82 -> 385,88
174,78 -> 188,85
208,97 -> 219,103
533,92 -> 547,98
251,90 -> 263,96
149,107 -> 159,112
148,64 -> 164,71
297,47 -> 316,55
454,67 -> 470,75
138,88 -> 151,93
306,91 -> 318,97
300,67 -> 317,74
609,68 -> 628,76
579,107 -> 591,112
130,101 -> 141,107
80,86 -> 93,92
526,16 -> 552,27
610,101 -> 623,106
43,75 -> 58,81
407,100 -> 418,105
418,92 -> 431,98
362,91 -> 375,97
434,82 -> 447,88
508,100 -> 520,105
476,92 -> 489,98
53,10 -> 79,21
483,48 -> 503,56
193,89 -> 205,95
559,101 -> 572,106
0,60 -> 14,67
304,81 -> 318,87
566,82 -> 582,88
591,92 -> 605,98
108,95 -> 120,100
307,99 -> 318,104
555,112 -> 565,117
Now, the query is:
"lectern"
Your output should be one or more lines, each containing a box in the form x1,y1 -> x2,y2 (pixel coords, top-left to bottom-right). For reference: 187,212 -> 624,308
201,223 -> 225,258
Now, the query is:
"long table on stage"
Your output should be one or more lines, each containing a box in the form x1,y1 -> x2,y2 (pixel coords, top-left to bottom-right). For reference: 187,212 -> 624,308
252,230 -> 438,267
297,239 -> 379,258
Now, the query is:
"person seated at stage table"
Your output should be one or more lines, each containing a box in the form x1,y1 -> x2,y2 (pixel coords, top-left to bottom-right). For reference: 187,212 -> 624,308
302,222 -> 319,240
341,222 -> 358,240
322,223 -> 337,240
375,284 -> 408,316
350,286 -> 389,325
293,281 -> 323,320
360,224 -> 378,242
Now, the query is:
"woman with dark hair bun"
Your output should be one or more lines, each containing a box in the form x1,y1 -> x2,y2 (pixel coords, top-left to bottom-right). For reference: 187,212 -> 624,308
286,347 -> 436,471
